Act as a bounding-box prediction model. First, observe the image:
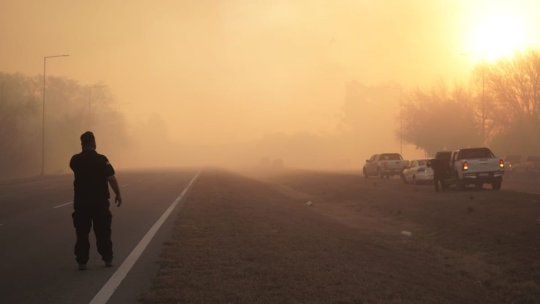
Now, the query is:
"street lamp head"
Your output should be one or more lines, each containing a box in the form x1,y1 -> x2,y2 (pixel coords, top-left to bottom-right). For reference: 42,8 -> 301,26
45,54 -> 70,59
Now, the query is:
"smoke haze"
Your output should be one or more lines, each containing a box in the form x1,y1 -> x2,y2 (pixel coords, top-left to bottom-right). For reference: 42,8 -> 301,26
2,0 -> 540,175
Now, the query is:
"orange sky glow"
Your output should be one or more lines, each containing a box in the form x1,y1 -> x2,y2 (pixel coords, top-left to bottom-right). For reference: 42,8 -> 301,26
1,0 -> 539,146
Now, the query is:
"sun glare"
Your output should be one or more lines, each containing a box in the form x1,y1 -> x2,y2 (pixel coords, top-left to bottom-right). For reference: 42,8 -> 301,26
467,9 -> 530,62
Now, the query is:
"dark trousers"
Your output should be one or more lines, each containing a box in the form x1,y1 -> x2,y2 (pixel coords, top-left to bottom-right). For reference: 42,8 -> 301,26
434,173 -> 445,192
434,176 -> 441,192
72,201 -> 113,264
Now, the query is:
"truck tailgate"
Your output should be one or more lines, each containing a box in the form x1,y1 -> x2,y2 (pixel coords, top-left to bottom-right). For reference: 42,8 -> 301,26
381,160 -> 406,169
466,158 -> 500,172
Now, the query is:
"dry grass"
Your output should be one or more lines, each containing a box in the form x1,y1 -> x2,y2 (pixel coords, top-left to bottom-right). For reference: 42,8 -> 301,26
141,170 -> 540,303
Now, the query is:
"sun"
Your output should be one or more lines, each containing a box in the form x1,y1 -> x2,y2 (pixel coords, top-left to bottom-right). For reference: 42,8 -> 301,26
466,9 -> 530,62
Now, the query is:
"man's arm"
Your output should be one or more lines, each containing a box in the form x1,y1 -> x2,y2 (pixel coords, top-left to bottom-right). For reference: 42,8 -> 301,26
108,176 -> 122,207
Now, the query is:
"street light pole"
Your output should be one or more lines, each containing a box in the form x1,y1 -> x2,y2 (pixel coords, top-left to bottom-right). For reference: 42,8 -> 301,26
0,81 -> 5,105
400,88 -> 404,155
481,67 -> 486,144
88,86 -> 92,129
456,52 -> 488,144
41,54 -> 69,176
400,111 -> 403,155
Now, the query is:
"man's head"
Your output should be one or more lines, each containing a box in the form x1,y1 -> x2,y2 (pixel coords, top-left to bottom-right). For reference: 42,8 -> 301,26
80,131 -> 96,151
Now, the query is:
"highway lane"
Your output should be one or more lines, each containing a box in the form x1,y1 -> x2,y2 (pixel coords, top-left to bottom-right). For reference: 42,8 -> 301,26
0,169 -> 198,304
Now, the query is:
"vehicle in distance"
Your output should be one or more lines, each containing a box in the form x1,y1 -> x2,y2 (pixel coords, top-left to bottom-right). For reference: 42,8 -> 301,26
525,155 -> 540,172
450,147 -> 505,190
503,155 -> 522,172
363,153 -> 408,178
402,159 -> 434,184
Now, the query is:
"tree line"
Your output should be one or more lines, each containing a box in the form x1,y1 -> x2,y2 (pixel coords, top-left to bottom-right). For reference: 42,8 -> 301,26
0,72 -> 129,180
400,50 -> 540,156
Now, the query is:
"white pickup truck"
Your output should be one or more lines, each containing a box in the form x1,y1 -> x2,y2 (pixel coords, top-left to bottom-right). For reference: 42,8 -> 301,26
363,153 -> 409,178
450,147 -> 505,190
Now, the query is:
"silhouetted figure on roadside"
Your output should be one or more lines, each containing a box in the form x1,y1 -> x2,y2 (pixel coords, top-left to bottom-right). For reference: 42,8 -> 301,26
70,131 -> 122,270
431,151 -> 452,192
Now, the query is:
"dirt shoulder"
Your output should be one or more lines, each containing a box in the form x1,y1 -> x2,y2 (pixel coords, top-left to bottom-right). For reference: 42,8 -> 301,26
139,170 -> 539,303
263,170 -> 540,303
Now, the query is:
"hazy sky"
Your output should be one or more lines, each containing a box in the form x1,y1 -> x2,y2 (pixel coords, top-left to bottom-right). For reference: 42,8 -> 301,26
2,0 -> 539,145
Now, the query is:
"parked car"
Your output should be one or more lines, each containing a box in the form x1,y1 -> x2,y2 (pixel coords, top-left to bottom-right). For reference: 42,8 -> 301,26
525,155 -> 540,171
503,155 -> 522,171
363,153 -> 408,178
449,147 -> 505,190
402,159 -> 434,184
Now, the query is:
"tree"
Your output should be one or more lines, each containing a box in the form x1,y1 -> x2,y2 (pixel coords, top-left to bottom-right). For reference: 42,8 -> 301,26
0,72 -> 129,179
400,85 -> 482,155
400,50 -> 540,157
484,51 -> 540,154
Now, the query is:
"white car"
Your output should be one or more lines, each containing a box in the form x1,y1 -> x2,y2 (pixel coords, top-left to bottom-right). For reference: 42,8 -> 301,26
363,153 -> 409,178
402,159 -> 434,184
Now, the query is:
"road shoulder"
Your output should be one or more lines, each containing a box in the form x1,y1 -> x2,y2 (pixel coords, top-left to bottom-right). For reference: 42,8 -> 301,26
141,170 -> 493,303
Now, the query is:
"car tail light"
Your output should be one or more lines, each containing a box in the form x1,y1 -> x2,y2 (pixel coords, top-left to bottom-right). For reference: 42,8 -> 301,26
499,159 -> 504,169
462,161 -> 469,171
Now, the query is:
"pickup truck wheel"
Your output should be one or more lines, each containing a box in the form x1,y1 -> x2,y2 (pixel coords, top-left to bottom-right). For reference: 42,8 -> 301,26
491,180 -> 502,190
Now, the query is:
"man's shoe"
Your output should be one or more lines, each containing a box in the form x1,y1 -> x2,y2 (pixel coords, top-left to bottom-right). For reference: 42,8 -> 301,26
105,260 -> 113,268
78,264 -> 87,271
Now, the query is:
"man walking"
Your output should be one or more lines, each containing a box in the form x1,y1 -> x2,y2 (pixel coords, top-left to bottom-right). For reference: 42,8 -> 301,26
70,131 -> 122,270
431,151 -> 451,192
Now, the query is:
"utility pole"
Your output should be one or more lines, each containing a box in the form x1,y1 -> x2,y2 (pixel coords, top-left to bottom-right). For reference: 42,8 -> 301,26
0,81 -> 4,105
41,54 -> 69,176
41,59 -> 46,176
481,67 -> 486,144
400,111 -> 403,154
88,86 -> 92,129
400,88 -> 403,155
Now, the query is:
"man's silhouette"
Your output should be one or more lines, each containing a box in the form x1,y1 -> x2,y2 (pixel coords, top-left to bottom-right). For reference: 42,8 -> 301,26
431,151 -> 451,192
70,131 -> 122,270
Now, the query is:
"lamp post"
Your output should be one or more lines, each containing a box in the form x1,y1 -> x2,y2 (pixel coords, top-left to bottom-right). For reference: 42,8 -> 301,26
41,54 -> 69,176
458,51 -> 488,144
400,88 -> 404,155
481,64 -> 486,144
88,86 -> 92,129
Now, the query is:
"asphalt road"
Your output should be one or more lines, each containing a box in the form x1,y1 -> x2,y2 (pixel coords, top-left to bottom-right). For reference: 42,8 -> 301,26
0,169 -> 198,304
2,169 -> 540,303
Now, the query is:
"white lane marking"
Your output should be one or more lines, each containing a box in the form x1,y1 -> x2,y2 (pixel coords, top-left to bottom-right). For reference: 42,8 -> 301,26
89,172 -> 200,304
53,201 -> 73,209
